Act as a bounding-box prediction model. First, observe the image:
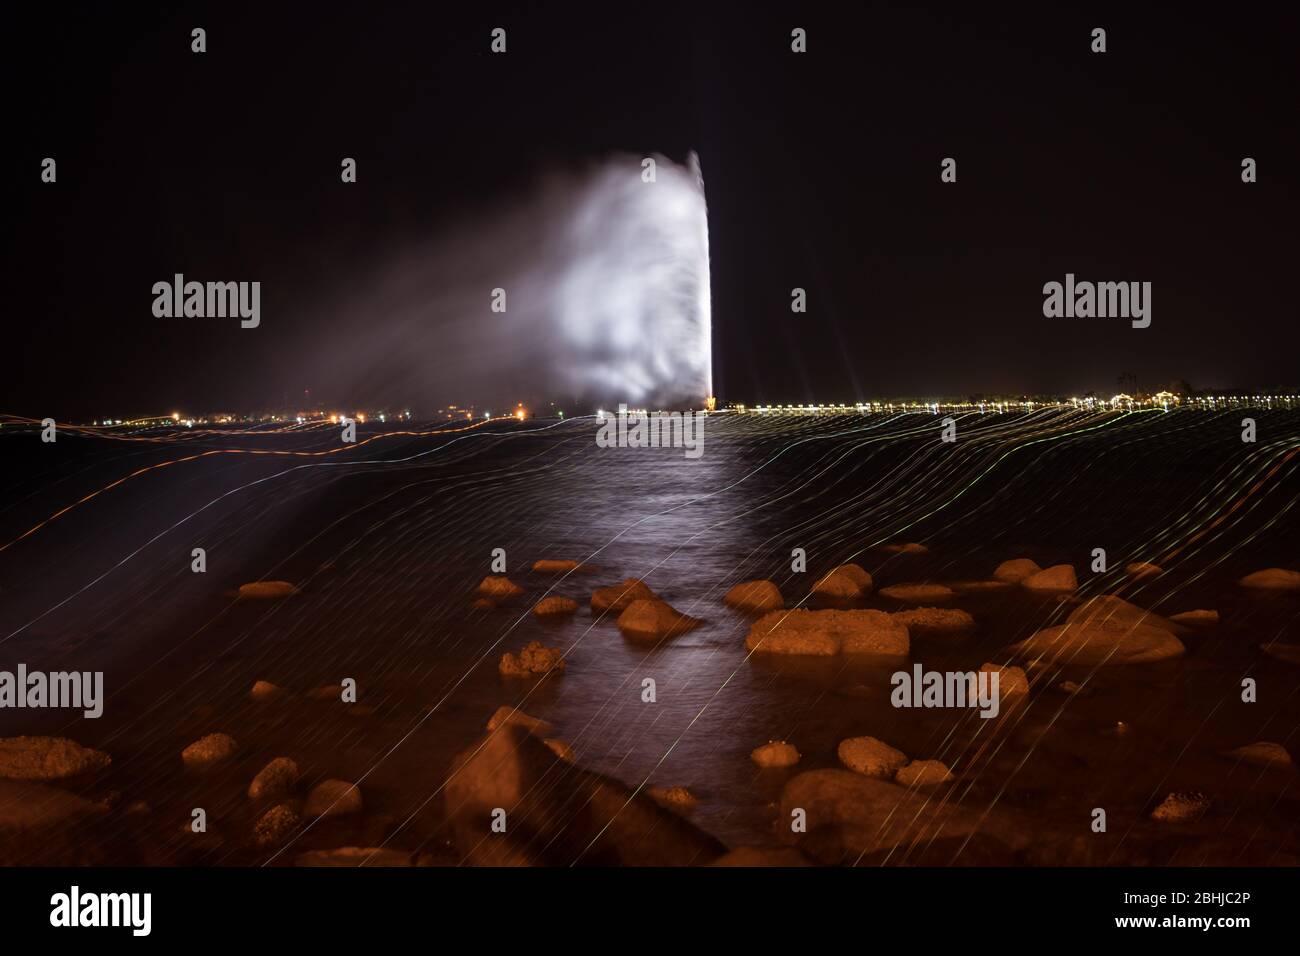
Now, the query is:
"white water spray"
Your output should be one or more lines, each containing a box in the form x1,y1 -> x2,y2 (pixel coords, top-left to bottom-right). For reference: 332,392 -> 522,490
303,152 -> 713,410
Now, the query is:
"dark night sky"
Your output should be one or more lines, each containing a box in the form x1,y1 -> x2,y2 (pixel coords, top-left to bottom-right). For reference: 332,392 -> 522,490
7,2 -> 1299,417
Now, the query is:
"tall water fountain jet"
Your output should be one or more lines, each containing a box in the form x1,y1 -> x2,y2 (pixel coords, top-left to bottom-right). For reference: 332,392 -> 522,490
301,152 -> 713,411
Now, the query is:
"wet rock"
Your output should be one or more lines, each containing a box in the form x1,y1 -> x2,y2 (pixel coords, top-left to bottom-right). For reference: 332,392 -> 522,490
477,575 -> 524,599
249,680 -> 285,701
499,641 -> 566,677
837,736 -> 909,779
882,542 -> 929,554
181,733 -> 237,768
890,607 -> 974,632
1223,742 -> 1292,768
471,598 -> 494,610
879,582 -> 954,603
1125,562 -> 1163,578
616,598 -> 700,641
1009,597 -> 1185,666
295,846 -> 415,867
649,786 -> 698,811
1169,608 -> 1219,626
591,578 -> 656,613
531,596 -> 578,617
543,739 -> 576,763
751,741 -> 801,768
950,579 -> 1012,593
237,580 -> 298,599
724,580 -> 783,614
779,769 -> 1024,864
1151,791 -> 1209,823
304,779 -> 362,819
1057,680 -> 1084,694
895,759 -> 953,787
1262,643 -> 1300,665
993,558 -> 1041,583
1021,564 -> 1077,592
811,563 -> 873,599
486,705 -> 552,737
248,757 -> 300,801
745,608 -> 909,657
0,737 -> 111,781
1067,595 -> 1188,635
532,559 -> 588,573
979,662 -> 1030,701
1239,568 -> 1300,590
0,780 -> 105,830
445,724 -> 726,865
254,803 -> 300,846
709,846 -> 813,866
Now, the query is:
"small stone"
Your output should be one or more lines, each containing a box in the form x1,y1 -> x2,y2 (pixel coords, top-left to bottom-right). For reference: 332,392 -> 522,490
811,564 -> 873,599
238,581 -> 298,599
591,578 -> 655,613
295,846 -> 415,867
1169,609 -> 1219,626
1125,562 -> 1163,578
723,580 -> 783,614
254,803 -> 300,846
882,542 -> 929,554
304,779 -> 362,819
879,583 -> 954,603
1151,791 -> 1209,823
1223,742 -> 1292,768
993,559 -> 1042,583
249,680 -> 285,701
477,575 -> 524,598
1239,568 -> 1300,591
499,641 -> 566,676
181,733 -> 237,768
751,741 -> 800,768
895,759 -> 953,787
248,757 -> 300,801
0,737 -> 111,781
979,662 -> 1029,701
1057,680 -> 1084,694
837,736 -> 909,779
532,559 -> 585,573
648,786 -> 698,810
1021,564 -> 1077,592
532,596 -> 578,617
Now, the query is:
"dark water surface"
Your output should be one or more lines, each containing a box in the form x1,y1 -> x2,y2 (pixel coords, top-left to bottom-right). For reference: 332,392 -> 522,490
1,408 -> 1298,864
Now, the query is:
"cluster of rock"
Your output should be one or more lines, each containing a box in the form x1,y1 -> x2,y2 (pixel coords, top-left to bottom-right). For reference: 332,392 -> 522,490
499,641 -> 566,677
745,608 -> 909,657
837,736 -> 954,787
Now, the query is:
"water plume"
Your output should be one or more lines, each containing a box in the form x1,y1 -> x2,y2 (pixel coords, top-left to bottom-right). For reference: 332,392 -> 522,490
303,152 -> 713,412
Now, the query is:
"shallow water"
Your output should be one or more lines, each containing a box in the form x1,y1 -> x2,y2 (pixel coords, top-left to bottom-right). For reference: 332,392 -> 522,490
1,408 -> 1298,864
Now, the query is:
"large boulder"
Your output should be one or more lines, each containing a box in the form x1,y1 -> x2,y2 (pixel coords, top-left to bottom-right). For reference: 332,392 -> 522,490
724,580 -> 783,613
746,608 -> 908,657
1008,596 -> 1185,665
778,769 -> 1024,864
591,578 -> 655,613
1021,564 -> 1077,592
0,737 -> 110,781
993,559 -> 1041,583
616,599 -> 700,641
812,564 -> 873,599
1239,568 -> 1300,591
444,724 -> 727,865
